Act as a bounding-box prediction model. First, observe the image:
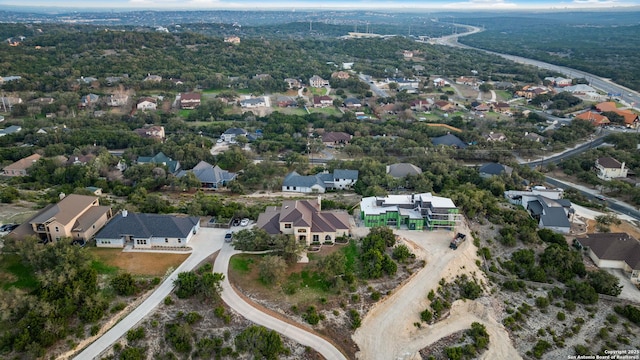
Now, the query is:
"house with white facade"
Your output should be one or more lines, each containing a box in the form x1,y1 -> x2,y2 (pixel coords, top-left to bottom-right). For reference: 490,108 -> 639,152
240,97 -> 267,108
504,187 -> 573,234
282,169 -> 359,193
95,210 -> 200,248
309,75 -> 330,88
137,97 -> 158,111
595,157 -> 628,181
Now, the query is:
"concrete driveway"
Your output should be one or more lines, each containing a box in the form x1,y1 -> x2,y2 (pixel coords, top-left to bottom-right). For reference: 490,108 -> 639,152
73,227 -> 227,360
212,242 -> 348,360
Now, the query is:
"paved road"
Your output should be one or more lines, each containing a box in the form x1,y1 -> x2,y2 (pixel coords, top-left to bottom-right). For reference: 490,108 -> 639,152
522,134 -> 607,168
74,228 -> 227,360
433,23 -> 639,111
544,176 -> 640,221
358,73 -> 389,98
212,242 -> 348,360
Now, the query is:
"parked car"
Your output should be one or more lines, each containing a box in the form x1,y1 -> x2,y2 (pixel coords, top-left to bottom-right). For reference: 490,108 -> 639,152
0,223 -> 17,232
232,218 -> 241,226
224,231 -> 233,242
595,194 -> 606,201
240,218 -> 250,227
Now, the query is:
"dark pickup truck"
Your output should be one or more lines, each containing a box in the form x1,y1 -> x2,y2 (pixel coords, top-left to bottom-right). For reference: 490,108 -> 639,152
449,232 -> 466,250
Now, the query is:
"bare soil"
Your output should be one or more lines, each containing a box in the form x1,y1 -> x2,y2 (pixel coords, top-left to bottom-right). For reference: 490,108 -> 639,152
88,248 -> 189,276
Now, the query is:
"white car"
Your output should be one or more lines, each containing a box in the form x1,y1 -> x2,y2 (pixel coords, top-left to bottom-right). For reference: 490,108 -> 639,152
216,138 -> 223,143
240,218 -> 250,227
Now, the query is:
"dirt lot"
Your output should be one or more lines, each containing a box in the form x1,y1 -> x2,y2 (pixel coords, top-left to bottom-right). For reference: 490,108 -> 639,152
0,200 -> 39,225
88,248 -> 189,276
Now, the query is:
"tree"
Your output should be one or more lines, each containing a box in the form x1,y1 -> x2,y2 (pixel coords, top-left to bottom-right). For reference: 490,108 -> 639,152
587,269 -> 622,296
564,280 -> 598,304
479,83 -> 493,93
111,272 -> 137,296
392,244 -> 415,263
258,255 -> 287,286
235,325 -> 288,359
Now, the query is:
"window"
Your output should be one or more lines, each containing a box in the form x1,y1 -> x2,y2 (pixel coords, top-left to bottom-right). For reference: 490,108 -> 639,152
313,235 -> 319,241
293,187 -> 296,190
165,238 -> 169,243
178,239 -> 182,243
93,225 -> 96,229
55,226 -> 59,232
325,235 -> 332,241
284,224 -> 292,229
298,229 -> 306,233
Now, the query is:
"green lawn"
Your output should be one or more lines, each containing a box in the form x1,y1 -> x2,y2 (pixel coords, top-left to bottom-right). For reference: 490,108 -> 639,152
178,109 -> 191,118
495,90 -> 513,101
230,255 -> 254,274
0,254 -> 38,290
90,259 -> 119,275
342,241 -> 358,274
309,107 -> 341,116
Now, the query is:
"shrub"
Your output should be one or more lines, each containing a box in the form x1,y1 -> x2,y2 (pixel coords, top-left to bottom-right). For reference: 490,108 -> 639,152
349,309 -> 361,329
532,340 -> 552,359
535,296 -> 550,309
303,306 -> 322,325
164,296 -> 174,306
126,327 -> 146,343
420,309 -> 433,323
111,273 -> 138,296
557,312 -> 566,321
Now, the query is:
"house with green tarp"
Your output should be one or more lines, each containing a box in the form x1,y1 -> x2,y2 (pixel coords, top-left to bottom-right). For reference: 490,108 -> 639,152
360,193 -> 460,230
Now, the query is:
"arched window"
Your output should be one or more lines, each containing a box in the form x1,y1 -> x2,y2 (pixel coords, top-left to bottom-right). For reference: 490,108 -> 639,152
325,235 -> 332,241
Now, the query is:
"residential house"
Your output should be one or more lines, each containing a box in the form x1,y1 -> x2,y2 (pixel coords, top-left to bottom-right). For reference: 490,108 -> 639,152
137,97 -> 158,111
360,193 -> 461,230
1,75 -> 21,83
595,157 -> 628,181
456,76 -> 478,86
170,78 -> 185,86
224,36 -> 241,44
524,132 -> 545,142
493,102 -> 511,114
9,194 -> 113,244
596,101 -> 619,113
474,103 -> 491,112
95,210 -> 199,249
479,163 -> 513,178
86,186 -> 103,196
284,78 -> 302,89
516,85 -> 551,99
79,93 -> 99,108
402,50 -> 414,58
313,96 -> 333,108
386,163 -> 423,178
105,76 -> 125,85
0,125 -> 22,137
432,78 -> 449,87
276,96 -> 296,108
331,71 -> 350,80
2,153 -> 41,177
144,74 -> 162,82
387,78 -> 420,89
134,125 -> 165,141
612,109 -> 639,127
137,152 -> 181,174
107,94 -> 129,107
221,128 -> 248,142
240,97 -> 267,108
544,76 -> 573,87
29,97 -> 55,105
484,132 -> 507,142
410,99 -> 433,111
432,134 -> 468,149
493,81 -> 515,90
66,154 -> 95,166
343,98 -> 362,109
434,101 -> 455,112
282,169 -> 358,193
309,75 -> 329,88
322,131 -> 352,147
504,188 -> 572,234
576,233 -> 640,284
342,62 -> 354,70
575,111 -> 610,127
177,161 -> 237,189
253,74 -> 272,81
180,93 -> 201,109
256,198 -> 350,246
77,76 -> 98,85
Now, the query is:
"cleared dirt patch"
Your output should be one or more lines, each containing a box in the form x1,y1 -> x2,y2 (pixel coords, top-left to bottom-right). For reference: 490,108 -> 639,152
88,248 -> 189,276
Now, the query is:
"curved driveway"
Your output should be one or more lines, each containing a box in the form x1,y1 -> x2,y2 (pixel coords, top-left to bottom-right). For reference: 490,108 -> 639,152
73,227 -> 227,360
213,242 -> 348,360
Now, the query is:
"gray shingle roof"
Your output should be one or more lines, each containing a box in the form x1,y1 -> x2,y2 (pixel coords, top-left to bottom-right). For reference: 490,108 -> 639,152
334,169 -> 359,180
283,171 -> 326,189
386,163 -> 422,178
95,212 -> 199,240
137,152 -> 180,173
577,233 -> 640,270
432,134 -> 467,148
479,163 -> 512,176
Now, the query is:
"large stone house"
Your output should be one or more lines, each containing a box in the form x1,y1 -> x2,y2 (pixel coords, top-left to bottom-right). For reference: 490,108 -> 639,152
309,75 -> 329,88
504,188 -> 573,234
256,198 -> 350,246
177,161 -> 237,189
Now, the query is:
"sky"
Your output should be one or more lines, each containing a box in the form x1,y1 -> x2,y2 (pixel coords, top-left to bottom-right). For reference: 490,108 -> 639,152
1,0 -> 639,10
